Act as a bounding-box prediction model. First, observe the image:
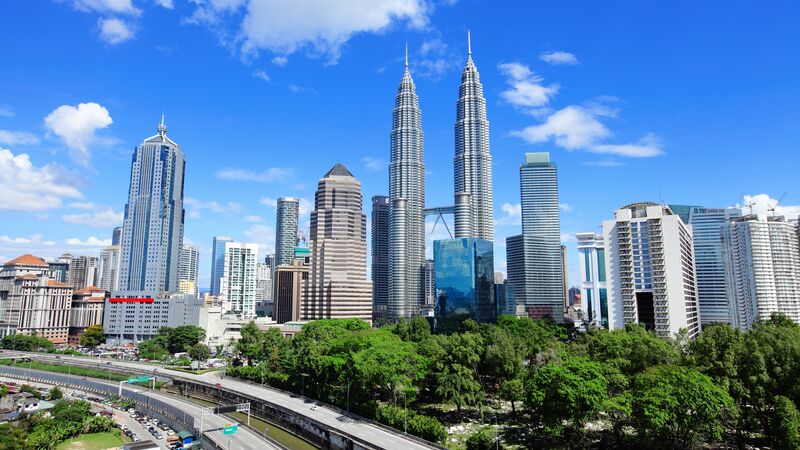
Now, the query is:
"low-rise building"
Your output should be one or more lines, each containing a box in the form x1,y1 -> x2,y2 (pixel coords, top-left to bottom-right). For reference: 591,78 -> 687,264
103,291 -> 202,344
69,286 -> 107,345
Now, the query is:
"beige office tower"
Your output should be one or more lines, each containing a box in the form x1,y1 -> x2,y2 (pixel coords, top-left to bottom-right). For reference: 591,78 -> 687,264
304,163 -> 373,323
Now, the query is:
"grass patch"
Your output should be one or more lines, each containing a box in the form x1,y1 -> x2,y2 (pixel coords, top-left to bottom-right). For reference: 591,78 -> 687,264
0,358 -> 129,382
55,431 -> 127,450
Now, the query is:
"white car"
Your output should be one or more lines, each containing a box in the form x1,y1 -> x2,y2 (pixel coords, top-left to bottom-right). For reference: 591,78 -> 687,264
310,405 -> 319,411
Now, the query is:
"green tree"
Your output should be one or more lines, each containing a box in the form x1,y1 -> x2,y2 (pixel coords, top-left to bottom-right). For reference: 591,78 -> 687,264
574,323 -> 679,376
631,366 -> 734,449
78,324 -> 105,348
771,395 -> 800,449
525,357 -> 607,442
167,325 -> 206,354
138,339 -> 168,360
235,321 -> 263,366
188,343 -> 211,361
0,334 -> 55,352
465,427 -> 498,450
0,423 -> 26,450
499,378 -> 524,415
48,386 -> 63,400
435,363 -> 482,416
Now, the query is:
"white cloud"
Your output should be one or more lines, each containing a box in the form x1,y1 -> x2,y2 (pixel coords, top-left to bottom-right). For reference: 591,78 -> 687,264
65,236 -> 112,247
0,234 -> 56,247
288,84 -> 318,95
184,197 -> 243,219
252,69 -> 270,81
361,156 -> 387,172
98,18 -> 135,45
494,202 -> 521,226
68,202 -> 101,209
559,203 -> 572,212
560,232 -> 577,243
62,208 -> 123,227
73,0 -> 140,15
740,194 -> 800,220
245,215 -> 263,222
0,107 -> 14,118
539,51 -> 578,65
271,56 -> 288,66
155,0 -> 174,8
590,132 -> 664,158
244,224 -> 275,254
259,197 -> 277,208
512,105 -> 610,149
0,130 -> 40,146
239,0 -> 429,63
499,62 -> 559,108
583,159 -> 624,168
419,38 -> 446,56
0,149 -> 82,211
44,102 -> 113,165
216,167 -> 294,182
260,197 -> 312,215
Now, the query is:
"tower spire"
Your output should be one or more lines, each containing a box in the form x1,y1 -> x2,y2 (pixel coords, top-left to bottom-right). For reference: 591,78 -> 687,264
467,30 -> 472,56
157,112 -> 167,136
405,42 -> 408,68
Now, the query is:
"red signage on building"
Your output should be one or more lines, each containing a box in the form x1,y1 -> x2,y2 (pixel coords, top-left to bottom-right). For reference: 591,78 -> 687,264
109,297 -> 155,303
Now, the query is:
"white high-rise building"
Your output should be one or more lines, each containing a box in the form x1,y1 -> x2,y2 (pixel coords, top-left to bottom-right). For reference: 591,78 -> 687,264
71,255 -> 100,291
576,233 -> 609,328
304,163 -> 373,323
98,245 -> 121,292
453,32 -> 493,242
722,215 -> 800,330
603,203 -> 700,338
685,207 -> 742,325
255,262 -> 272,302
119,117 -> 185,292
220,242 -> 258,318
178,245 -> 200,297
388,51 -> 426,321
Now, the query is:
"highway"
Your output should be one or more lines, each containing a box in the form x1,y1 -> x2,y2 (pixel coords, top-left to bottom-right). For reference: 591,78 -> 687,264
0,362 -> 283,450
0,351 -> 439,450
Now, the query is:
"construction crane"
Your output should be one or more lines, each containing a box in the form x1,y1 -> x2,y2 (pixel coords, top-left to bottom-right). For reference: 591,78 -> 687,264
768,192 -> 788,216
739,192 -> 756,215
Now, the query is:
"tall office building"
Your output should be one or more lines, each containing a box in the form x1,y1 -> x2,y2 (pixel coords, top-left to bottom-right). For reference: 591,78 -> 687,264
71,255 -> 100,291
433,238 -> 495,323
424,259 -> 436,307
210,236 -> 233,295
119,117 -> 185,292
506,234 -> 526,313
255,262 -> 272,302
273,259 -> 308,324
275,197 -> 300,267
576,232 -> 609,328
561,244 -> 569,311
686,207 -> 742,324
304,164 -> 373,322
98,245 -> 121,291
388,53 -> 427,322
112,227 -> 123,246
722,215 -> 800,329
371,195 -> 390,322
453,32 -> 493,242
603,203 -> 700,338
178,245 -> 200,297
511,153 -> 564,322
220,242 -> 259,318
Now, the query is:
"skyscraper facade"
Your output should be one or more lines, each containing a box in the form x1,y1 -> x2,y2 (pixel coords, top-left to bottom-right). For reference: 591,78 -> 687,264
210,236 -> 233,295
388,55 -> 426,322
275,197 -> 300,267
603,203 -> 701,338
516,152 -> 564,322
687,207 -> 742,324
304,164 -> 373,323
221,242 -> 258,318
118,118 -> 185,292
453,33 -> 493,242
112,227 -> 122,246
71,255 -> 100,291
178,245 -> 200,297
433,238 -> 495,323
371,195 -> 390,322
722,215 -> 800,329
98,245 -> 121,292
576,232 -> 608,328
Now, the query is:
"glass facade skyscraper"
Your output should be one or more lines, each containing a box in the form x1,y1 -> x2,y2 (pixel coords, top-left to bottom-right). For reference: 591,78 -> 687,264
433,238 -> 494,323
371,195 -> 390,323
687,207 -> 741,324
210,236 -> 232,295
119,117 -> 185,292
275,197 -> 300,267
577,232 -> 608,327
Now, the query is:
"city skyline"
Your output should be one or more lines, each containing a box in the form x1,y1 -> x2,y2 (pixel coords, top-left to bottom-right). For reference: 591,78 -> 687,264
1,2 -> 799,291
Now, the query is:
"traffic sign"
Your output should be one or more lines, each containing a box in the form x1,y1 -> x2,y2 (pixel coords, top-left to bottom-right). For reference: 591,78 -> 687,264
223,424 -> 238,435
127,377 -> 137,383
138,376 -> 149,382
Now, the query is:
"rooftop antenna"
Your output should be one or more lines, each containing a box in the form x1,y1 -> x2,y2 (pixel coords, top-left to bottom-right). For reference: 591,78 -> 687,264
405,42 -> 408,67
768,191 -> 788,216
467,30 -> 472,57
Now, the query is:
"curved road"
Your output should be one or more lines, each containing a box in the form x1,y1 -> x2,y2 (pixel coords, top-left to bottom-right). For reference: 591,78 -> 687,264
1,351 -> 438,450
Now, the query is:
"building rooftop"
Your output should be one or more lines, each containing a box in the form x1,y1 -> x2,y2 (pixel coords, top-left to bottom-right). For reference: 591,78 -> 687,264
47,280 -> 71,288
74,286 -> 106,295
4,254 -> 48,267
324,163 -> 353,178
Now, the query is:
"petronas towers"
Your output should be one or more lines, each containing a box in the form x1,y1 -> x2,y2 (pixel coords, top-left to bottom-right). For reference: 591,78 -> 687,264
387,34 -> 494,321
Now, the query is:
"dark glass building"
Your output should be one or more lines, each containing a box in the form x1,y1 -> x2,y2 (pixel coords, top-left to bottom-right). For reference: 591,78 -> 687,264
433,238 -> 495,322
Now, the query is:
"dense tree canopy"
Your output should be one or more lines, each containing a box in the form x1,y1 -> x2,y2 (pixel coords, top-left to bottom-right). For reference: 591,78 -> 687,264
78,325 -> 105,348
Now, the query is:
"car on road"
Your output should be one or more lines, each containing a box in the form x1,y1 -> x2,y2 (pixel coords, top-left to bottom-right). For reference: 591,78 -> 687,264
310,405 -> 319,411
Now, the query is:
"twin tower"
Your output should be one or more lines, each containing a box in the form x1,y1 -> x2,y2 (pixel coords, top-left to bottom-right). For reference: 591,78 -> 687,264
388,33 -> 494,321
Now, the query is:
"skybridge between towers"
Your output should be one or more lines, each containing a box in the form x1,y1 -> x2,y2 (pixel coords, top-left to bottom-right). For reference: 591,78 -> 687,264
424,206 -> 455,239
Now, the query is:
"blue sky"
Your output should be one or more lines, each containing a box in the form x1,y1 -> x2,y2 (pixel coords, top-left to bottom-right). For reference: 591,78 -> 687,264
1,0 -> 799,289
